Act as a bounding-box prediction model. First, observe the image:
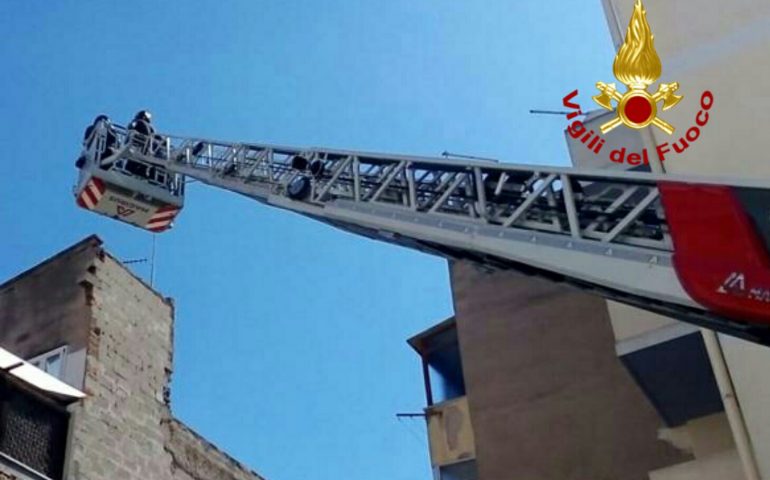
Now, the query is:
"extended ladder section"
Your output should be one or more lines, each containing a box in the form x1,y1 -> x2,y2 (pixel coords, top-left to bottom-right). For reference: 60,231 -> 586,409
75,122 -> 770,344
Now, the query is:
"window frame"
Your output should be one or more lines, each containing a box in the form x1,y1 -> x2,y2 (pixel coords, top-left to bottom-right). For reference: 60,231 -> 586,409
26,346 -> 69,380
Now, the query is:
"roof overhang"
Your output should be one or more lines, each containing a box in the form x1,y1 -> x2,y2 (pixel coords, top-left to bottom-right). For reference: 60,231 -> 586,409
407,317 -> 457,355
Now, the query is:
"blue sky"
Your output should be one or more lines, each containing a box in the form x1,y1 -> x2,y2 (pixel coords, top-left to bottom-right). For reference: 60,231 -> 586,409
0,2 -> 613,479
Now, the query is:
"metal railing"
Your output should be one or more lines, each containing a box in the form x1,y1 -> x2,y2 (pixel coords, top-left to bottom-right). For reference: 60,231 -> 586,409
159,136 -> 673,251
83,122 -> 185,197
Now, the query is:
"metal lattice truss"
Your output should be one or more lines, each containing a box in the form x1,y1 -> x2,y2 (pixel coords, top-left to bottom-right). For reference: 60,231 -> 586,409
81,123 -> 770,344
112,129 -> 673,252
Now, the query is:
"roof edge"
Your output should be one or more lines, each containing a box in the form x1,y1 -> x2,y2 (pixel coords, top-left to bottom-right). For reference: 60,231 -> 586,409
407,316 -> 457,354
0,235 -> 103,291
165,417 -> 267,480
98,247 -> 174,307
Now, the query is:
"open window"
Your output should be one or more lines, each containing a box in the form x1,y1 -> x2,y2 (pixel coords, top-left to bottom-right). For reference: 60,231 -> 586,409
27,346 -> 68,380
409,319 -> 477,479
409,318 -> 466,406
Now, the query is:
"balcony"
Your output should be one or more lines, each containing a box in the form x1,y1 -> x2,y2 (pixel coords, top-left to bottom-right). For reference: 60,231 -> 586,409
409,319 -> 478,480
426,396 -> 476,471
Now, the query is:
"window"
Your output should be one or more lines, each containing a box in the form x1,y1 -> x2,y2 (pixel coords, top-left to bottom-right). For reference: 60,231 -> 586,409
27,346 -> 68,380
422,323 -> 466,404
427,339 -> 466,404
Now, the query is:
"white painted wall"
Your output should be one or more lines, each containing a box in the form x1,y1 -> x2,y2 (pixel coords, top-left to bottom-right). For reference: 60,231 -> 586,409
600,0 -> 770,177
719,335 -> 770,479
653,413 -> 743,480
598,1 -> 770,478
649,449 -> 744,480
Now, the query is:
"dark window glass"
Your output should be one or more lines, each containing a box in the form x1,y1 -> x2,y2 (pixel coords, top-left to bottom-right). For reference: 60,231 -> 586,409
425,326 -> 466,404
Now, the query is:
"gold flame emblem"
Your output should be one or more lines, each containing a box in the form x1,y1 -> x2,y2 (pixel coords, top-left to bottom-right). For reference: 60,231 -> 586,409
593,0 -> 682,134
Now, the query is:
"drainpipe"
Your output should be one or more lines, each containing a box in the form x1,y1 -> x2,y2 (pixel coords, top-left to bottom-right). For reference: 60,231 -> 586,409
701,329 -> 761,480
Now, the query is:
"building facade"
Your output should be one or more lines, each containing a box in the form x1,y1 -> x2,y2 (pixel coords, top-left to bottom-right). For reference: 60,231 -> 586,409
598,1 -> 770,478
0,236 -> 264,480
410,262 -> 714,480
409,2 -> 770,478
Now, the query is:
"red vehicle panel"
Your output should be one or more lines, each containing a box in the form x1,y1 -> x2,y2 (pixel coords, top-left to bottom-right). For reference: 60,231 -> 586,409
660,182 -> 770,324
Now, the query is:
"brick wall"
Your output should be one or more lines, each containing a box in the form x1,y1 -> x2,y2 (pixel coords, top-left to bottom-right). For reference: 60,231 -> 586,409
165,419 -> 264,480
0,237 -> 264,480
66,250 -> 176,480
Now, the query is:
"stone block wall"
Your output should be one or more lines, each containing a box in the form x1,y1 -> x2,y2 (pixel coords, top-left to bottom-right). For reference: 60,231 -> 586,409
165,419 -> 263,480
0,237 -> 265,480
66,246 -> 176,480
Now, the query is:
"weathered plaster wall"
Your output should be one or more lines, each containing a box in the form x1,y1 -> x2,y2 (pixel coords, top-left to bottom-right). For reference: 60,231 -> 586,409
450,261 -> 690,480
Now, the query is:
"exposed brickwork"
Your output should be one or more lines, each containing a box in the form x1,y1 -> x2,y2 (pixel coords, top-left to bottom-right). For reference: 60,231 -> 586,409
0,237 -> 264,480
165,419 -> 264,480
67,251 -> 176,480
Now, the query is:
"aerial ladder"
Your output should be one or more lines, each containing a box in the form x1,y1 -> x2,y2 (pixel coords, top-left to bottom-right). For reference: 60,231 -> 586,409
74,119 -> 770,345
